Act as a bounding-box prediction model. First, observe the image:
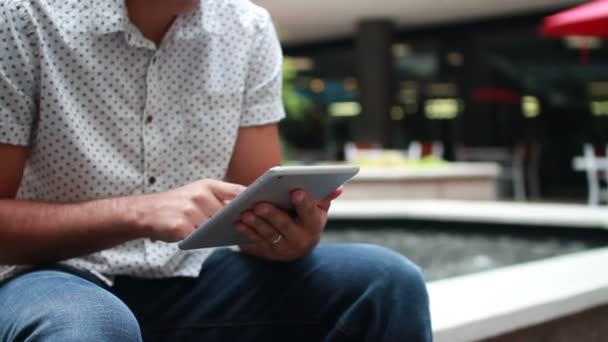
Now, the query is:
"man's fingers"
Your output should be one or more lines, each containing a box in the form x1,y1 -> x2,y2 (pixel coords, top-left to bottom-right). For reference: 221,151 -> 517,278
206,180 -> 246,201
292,190 -> 323,230
325,186 -> 343,201
185,206 -> 208,228
317,186 -> 343,211
188,180 -> 243,220
235,222 -> 266,245
241,212 -> 281,243
203,196 -> 224,218
253,203 -> 301,241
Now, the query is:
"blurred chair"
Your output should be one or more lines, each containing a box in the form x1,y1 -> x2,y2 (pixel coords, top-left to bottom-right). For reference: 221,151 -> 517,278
407,141 -> 444,160
525,143 -> 542,200
454,143 -> 540,201
580,143 -> 608,206
407,141 -> 422,160
344,142 -> 383,162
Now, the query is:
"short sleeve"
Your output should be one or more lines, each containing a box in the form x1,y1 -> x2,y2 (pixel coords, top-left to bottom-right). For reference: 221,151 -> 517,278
240,11 -> 285,127
0,2 -> 39,146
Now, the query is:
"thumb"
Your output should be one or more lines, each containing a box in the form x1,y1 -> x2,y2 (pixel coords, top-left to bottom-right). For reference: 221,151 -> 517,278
206,180 -> 246,201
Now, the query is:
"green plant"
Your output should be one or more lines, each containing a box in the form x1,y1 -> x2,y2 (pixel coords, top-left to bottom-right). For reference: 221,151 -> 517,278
282,57 -> 312,120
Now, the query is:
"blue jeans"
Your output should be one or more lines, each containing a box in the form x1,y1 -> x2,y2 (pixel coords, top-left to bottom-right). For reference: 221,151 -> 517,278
0,244 -> 432,341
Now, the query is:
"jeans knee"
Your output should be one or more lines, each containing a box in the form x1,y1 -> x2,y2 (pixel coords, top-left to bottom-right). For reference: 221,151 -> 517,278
356,244 -> 428,300
315,244 -> 432,340
317,244 -> 428,306
48,303 -> 141,341
41,292 -> 141,341
7,272 -> 142,342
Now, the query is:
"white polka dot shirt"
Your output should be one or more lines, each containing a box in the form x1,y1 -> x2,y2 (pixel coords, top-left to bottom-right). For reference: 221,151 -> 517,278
0,0 -> 285,284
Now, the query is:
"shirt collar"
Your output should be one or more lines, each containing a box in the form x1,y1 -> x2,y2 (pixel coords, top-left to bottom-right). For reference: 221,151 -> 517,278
83,0 -> 222,39
174,0 -> 224,40
90,0 -> 130,35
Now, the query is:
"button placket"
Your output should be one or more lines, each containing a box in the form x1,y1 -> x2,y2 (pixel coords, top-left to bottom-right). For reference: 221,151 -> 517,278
143,52 -> 159,192
143,52 -> 160,257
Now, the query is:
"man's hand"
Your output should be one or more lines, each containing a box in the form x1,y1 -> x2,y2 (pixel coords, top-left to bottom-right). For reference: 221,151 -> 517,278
133,179 -> 246,242
236,187 -> 343,261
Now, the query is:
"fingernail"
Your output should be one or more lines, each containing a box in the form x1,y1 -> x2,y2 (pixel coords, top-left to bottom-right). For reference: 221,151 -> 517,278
295,192 -> 305,203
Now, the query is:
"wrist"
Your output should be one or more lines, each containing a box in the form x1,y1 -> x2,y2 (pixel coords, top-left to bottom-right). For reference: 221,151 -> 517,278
115,194 -> 153,239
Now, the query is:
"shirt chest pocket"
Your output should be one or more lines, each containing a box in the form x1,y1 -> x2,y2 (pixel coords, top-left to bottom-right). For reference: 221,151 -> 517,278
181,92 -> 243,165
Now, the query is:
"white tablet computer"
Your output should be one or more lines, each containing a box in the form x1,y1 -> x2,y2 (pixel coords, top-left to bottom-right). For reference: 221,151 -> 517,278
178,165 -> 359,250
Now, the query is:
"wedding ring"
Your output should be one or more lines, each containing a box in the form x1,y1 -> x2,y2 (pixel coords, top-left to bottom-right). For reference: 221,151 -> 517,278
271,234 -> 282,244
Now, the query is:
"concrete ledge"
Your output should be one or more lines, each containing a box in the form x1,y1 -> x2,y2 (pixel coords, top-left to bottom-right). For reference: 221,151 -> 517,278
428,247 -> 608,341
341,165 -> 500,201
353,163 -> 501,180
330,200 -> 608,229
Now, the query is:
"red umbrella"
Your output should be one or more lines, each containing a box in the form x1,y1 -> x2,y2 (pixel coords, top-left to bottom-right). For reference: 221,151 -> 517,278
542,0 -> 608,37
541,0 -> 608,64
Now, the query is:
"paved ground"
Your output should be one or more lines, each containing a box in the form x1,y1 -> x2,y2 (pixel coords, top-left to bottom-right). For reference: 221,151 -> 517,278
322,225 -> 606,281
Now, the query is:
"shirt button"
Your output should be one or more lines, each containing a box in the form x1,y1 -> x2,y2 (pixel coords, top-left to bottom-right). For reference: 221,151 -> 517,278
148,176 -> 156,185
145,115 -> 153,124
151,57 -> 157,64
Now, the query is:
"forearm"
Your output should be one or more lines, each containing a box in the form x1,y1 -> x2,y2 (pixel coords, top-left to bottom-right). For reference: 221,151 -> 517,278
0,197 -> 146,265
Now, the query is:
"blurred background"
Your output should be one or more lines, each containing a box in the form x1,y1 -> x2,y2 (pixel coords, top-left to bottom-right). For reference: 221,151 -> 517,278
251,0 -> 608,340
255,0 -> 608,203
